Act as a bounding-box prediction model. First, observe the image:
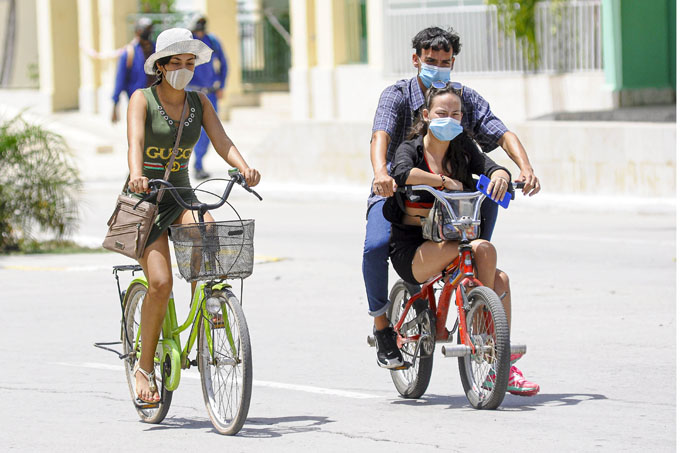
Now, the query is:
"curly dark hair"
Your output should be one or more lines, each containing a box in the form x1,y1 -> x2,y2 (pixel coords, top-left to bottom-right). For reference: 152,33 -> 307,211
411,27 -> 461,57
151,56 -> 172,86
409,84 -> 472,181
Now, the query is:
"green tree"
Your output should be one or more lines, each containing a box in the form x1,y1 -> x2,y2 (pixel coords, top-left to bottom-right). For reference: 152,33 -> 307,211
139,0 -> 175,13
0,115 -> 81,251
486,0 -> 564,69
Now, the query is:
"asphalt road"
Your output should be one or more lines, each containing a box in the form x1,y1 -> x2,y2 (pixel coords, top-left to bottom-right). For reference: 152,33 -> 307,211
0,181 -> 675,452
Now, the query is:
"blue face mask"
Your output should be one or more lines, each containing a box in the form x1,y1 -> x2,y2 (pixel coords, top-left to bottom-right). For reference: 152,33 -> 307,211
419,61 -> 451,88
429,117 -> 463,141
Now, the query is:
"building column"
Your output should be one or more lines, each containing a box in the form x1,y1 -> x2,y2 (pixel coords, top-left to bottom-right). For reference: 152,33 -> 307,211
36,0 -> 80,111
77,0 -> 100,114
96,0 -> 137,118
310,0 -> 347,120
366,0 -> 384,70
289,0 -> 316,119
195,0 -> 243,120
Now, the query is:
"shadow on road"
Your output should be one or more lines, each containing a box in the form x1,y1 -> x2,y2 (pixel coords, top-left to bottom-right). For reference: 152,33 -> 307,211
143,414 -> 334,437
390,393 -> 607,411
239,415 -> 335,438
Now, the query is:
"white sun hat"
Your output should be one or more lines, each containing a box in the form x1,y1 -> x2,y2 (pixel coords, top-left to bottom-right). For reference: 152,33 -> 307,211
144,27 -> 213,75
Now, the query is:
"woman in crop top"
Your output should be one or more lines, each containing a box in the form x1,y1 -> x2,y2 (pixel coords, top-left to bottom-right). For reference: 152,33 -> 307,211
382,83 -> 540,396
385,83 -> 511,287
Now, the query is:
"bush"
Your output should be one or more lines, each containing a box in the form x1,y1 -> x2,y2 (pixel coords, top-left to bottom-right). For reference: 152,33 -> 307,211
0,114 -> 81,252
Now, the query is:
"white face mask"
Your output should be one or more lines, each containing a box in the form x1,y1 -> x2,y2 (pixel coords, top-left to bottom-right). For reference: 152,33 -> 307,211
165,68 -> 194,90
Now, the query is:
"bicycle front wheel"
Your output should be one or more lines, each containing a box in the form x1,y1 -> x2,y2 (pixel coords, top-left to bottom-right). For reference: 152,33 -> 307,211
122,282 -> 173,423
387,280 -> 435,399
198,290 -> 252,435
458,286 -> 510,410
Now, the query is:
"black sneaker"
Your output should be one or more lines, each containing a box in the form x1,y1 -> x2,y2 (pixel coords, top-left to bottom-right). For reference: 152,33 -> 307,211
194,168 -> 211,179
374,326 -> 405,369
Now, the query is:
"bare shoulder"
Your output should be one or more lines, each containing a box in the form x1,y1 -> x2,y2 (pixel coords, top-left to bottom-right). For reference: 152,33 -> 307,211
194,90 -> 210,104
129,89 -> 148,109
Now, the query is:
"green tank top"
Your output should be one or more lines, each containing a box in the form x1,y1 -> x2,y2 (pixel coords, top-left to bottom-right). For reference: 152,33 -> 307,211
135,87 -> 204,247
140,86 -> 203,187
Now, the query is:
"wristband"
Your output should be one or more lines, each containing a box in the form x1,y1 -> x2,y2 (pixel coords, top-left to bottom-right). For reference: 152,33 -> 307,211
439,174 -> 446,190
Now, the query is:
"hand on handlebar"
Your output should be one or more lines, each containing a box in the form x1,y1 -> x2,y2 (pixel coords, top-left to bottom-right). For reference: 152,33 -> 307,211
443,176 -> 463,191
128,175 -> 150,194
485,176 -> 509,203
373,170 -> 395,197
242,168 -> 261,187
517,169 -> 540,196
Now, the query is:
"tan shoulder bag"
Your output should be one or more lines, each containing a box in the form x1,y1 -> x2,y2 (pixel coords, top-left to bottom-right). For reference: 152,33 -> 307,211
102,98 -> 188,259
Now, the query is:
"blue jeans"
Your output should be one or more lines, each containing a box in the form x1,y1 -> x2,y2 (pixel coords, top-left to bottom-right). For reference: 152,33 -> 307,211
362,198 -> 392,317
193,92 -> 218,171
479,197 -> 498,242
361,196 -> 499,317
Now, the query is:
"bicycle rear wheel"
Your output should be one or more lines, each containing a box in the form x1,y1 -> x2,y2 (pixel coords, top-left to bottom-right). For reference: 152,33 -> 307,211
458,286 -> 510,410
198,290 -> 252,435
122,282 -> 173,423
387,280 -> 435,399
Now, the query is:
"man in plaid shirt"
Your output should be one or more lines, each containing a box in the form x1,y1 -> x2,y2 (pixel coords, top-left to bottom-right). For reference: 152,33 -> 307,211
366,27 -> 540,396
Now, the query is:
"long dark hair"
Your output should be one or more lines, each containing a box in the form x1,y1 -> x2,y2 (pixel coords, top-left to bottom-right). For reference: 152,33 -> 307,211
151,56 -> 172,87
408,85 -> 471,182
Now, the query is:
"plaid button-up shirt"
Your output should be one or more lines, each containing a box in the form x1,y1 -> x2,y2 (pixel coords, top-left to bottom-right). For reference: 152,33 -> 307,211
368,76 -> 509,210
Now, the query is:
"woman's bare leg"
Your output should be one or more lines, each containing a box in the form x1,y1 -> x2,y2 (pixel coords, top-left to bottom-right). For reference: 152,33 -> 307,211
411,240 -> 461,283
470,239 -> 497,289
410,239 -> 497,288
380,240 -> 500,330
136,232 -> 173,402
495,269 -> 511,328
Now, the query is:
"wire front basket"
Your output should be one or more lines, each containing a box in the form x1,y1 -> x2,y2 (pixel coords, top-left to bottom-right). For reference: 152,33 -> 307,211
421,193 -> 483,242
169,220 -> 255,281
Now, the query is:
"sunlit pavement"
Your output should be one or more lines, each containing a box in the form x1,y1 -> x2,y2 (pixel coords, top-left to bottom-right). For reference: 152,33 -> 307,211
0,179 -> 675,451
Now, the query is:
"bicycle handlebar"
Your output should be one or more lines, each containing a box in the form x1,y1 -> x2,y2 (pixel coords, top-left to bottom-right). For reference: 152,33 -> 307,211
133,170 -> 262,213
396,181 -> 525,225
397,180 -> 525,203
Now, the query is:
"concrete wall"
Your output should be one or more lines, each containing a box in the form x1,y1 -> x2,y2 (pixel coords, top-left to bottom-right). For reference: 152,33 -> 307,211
246,117 -> 676,198
500,121 -> 676,197
296,64 -> 616,123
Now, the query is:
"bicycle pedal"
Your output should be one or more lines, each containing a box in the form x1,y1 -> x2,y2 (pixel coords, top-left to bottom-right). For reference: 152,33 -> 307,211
392,362 -> 412,370
134,398 -> 160,409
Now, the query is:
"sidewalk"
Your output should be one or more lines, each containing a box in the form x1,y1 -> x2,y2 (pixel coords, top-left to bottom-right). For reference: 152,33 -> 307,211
1,88 -> 676,203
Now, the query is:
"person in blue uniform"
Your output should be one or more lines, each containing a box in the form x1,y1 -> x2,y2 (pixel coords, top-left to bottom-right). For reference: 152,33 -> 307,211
187,15 -> 228,179
111,17 -> 155,123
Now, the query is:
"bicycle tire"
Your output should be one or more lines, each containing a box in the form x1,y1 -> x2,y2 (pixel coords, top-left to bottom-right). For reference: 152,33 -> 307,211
198,290 -> 252,435
122,282 -> 173,423
387,280 -> 435,399
458,286 -> 510,410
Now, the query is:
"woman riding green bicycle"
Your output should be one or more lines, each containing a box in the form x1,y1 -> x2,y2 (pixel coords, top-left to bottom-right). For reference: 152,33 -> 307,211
126,28 -> 260,404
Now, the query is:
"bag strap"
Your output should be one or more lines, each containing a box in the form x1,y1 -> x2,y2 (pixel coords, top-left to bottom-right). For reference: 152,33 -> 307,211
157,96 -> 189,203
122,96 -> 189,203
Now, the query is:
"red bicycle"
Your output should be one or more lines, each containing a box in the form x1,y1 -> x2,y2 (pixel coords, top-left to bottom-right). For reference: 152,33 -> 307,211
369,184 -> 526,409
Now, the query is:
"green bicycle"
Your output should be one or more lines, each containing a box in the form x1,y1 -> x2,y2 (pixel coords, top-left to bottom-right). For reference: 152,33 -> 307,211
112,170 -> 261,435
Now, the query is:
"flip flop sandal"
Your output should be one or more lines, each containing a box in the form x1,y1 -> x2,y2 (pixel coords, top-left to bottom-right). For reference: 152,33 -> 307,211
133,363 -> 161,408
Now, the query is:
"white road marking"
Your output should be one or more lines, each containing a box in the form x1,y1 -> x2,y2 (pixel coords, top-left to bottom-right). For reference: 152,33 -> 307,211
51,361 -> 380,400
0,255 -> 284,272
